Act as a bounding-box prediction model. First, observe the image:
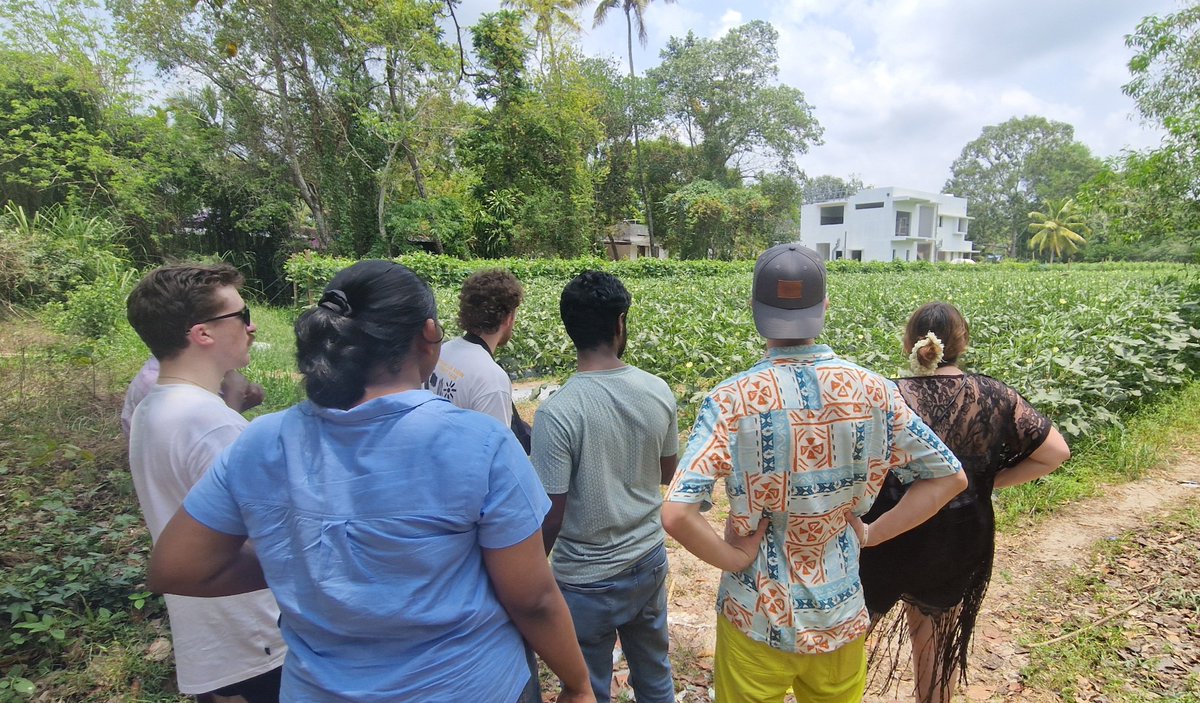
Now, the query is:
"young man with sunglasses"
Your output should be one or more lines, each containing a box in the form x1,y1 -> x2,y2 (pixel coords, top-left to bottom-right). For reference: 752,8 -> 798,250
126,264 -> 285,703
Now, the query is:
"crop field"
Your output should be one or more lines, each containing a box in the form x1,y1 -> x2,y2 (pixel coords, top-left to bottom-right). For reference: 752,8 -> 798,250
421,265 -> 1200,441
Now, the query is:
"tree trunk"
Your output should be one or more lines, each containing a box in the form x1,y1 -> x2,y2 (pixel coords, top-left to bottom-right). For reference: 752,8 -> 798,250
265,7 -> 330,247
627,11 -> 656,257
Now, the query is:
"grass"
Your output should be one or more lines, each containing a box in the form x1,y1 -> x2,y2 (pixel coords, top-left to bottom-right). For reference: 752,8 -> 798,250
995,380 -> 1200,531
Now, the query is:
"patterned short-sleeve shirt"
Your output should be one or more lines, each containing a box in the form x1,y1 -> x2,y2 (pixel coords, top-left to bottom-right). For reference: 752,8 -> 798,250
666,345 -> 962,654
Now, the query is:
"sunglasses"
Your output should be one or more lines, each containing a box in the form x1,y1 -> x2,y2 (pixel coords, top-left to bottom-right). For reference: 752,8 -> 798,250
193,306 -> 251,328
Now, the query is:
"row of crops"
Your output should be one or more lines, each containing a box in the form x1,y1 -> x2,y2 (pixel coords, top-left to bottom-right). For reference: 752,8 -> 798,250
420,265 -> 1199,441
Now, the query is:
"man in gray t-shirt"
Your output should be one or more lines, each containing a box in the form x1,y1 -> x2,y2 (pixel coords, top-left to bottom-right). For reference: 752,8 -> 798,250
531,271 -> 677,703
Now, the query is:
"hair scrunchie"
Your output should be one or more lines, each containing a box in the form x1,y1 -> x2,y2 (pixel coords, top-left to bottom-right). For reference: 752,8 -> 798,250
319,289 -> 353,316
908,331 -> 944,376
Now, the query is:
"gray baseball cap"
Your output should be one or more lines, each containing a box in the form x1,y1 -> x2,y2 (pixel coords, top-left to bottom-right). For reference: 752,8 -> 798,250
751,243 -> 827,340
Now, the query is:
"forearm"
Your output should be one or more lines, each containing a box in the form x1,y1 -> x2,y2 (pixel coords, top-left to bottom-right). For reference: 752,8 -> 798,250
662,503 -> 754,572
864,472 -> 966,547
993,458 -> 1056,489
149,509 -> 267,597
994,428 -> 1070,489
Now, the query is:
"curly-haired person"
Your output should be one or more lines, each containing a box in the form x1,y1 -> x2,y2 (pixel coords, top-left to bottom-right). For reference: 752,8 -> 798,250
429,268 -> 532,450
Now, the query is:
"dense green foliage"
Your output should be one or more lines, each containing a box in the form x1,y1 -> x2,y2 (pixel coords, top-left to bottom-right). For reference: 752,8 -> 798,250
944,116 -> 1102,258
0,1 -> 1195,281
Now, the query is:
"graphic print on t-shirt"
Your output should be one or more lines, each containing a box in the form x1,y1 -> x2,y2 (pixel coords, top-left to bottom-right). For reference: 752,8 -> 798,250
429,371 -> 458,401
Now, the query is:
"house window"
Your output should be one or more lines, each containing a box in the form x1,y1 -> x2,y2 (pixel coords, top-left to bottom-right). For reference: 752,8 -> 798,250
854,202 -> 884,210
957,218 -> 968,234
820,206 -> 844,225
938,216 -> 944,227
906,249 -> 911,261
851,250 -> 863,261
896,211 -> 911,237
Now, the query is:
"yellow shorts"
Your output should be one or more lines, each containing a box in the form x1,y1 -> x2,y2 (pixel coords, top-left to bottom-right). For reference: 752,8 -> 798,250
714,615 -> 866,703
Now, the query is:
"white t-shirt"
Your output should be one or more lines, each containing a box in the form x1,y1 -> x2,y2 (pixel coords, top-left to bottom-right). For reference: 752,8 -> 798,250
428,336 -> 512,425
128,384 -> 286,694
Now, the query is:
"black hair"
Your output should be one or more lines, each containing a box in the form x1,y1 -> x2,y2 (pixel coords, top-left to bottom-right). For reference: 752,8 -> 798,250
126,263 -> 244,361
559,270 -> 631,352
295,260 -> 437,409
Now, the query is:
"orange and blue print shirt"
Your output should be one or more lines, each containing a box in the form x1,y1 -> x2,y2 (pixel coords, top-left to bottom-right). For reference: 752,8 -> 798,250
665,345 -> 962,654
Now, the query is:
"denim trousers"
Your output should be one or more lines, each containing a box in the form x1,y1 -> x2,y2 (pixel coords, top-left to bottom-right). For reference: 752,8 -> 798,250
557,542 -> 675,703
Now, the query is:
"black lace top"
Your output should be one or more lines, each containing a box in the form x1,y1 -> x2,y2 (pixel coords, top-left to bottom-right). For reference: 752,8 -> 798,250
860,373 -> 1051,609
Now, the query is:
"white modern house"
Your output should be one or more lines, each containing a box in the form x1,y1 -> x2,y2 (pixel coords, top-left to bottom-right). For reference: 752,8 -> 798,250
799,187 -> 975,262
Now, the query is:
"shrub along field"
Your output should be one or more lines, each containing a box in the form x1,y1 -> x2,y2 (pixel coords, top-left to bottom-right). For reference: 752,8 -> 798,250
1,258 -> 1198,700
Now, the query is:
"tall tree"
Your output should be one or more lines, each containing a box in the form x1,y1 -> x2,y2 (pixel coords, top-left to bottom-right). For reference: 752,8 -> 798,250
944,116 -> 1101,257
800,174 -> 867,204
1027,198 -> 1089,263
1118,3 -> 1200,246
505,0 -> 588,72
593,0 -> 675,254
649,21 -> 823,186
461,10 -> 600,257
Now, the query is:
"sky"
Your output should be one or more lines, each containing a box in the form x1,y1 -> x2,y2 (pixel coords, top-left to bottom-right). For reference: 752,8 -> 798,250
451,0 -> 1179,193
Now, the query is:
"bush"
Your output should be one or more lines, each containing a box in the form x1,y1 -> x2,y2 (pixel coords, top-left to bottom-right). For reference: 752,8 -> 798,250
52,269 -> 136,339
0,204 -> 132,307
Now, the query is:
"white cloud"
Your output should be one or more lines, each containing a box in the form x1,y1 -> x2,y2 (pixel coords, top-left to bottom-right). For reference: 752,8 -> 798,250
716,9 -> 743,38
446,0 -> 1176,190
757,0 -> 1177,189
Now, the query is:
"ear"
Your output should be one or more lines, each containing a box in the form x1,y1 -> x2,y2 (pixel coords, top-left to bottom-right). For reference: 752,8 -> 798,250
617,311 -> 627,337
185,323 -> 217,349
420,318 -> 442,345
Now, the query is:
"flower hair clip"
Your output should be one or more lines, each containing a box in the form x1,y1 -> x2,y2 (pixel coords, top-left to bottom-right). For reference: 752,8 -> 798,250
908,331 -> 944,376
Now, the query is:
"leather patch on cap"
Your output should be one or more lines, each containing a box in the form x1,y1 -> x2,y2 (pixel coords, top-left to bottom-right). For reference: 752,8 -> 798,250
777,280 -> 805,299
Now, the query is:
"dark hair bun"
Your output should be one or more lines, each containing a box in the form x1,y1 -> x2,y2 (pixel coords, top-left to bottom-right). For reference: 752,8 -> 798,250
295,261 -> 436,409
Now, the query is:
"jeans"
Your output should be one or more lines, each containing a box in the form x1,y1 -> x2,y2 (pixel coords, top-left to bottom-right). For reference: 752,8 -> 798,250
516,645 -> 541,703
557,542 -> 675,703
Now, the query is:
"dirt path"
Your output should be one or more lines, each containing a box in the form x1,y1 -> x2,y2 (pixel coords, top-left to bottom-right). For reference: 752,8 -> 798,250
650,460 -> 1200,702
947,458 -> 1200,703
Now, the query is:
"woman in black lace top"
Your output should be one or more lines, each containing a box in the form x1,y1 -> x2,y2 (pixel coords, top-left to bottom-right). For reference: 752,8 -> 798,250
858,302 -> 1071,703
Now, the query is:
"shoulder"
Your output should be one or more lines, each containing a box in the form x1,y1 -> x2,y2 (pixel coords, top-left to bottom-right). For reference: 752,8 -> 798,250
142,386 -> 246,431
624,365 -> 674,395
817,359 -> 897,400
967,373 -> 1023,401
236,405 -> 291,442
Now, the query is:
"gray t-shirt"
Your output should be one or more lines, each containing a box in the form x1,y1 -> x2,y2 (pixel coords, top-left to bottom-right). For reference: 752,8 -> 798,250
531,365 -> 679,583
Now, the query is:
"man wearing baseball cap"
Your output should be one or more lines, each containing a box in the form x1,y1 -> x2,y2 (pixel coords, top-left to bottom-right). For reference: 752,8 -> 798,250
662,243 -> 966,702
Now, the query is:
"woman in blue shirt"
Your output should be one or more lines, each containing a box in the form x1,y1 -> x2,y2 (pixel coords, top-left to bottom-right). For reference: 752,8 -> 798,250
149,260 -> 594,703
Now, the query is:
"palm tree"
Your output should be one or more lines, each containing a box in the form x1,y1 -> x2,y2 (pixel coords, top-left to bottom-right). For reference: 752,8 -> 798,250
1027,198 -> 1091,263
504,0 -> 589,71
594,0 -> 676,254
